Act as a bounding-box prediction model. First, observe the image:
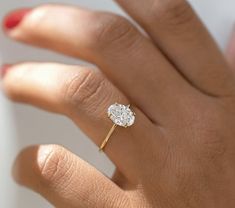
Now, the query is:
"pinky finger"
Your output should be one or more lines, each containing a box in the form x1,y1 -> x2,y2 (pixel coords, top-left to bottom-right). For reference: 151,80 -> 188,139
13,144 -> 130,208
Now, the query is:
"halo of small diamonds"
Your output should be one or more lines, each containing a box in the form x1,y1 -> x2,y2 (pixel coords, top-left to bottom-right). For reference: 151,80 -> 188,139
108,103 -> 135,127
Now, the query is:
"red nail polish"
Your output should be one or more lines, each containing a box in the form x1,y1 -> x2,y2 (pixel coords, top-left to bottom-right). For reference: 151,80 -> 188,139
1,65 -> 12,78
3,8 -> 31,30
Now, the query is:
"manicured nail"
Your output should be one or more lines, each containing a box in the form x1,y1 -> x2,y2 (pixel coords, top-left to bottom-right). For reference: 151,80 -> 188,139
1,65 -> 12,78
3,8 -> 31,30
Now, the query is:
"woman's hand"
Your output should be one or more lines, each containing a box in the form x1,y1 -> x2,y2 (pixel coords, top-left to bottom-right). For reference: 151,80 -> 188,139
2,1 -> 235,207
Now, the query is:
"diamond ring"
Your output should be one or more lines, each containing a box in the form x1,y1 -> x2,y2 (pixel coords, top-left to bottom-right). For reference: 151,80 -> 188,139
99,103 -> 136,151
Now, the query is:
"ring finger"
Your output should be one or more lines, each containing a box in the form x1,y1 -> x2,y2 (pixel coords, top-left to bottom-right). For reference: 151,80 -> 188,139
1,62 -> 158,181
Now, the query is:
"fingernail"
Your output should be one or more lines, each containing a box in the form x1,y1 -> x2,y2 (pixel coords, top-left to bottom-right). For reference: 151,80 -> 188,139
1,65 -> 12,78
3,8 -> 31,30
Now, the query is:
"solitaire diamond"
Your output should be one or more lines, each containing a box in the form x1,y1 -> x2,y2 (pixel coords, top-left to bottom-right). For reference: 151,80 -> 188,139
108,103 -> 135,127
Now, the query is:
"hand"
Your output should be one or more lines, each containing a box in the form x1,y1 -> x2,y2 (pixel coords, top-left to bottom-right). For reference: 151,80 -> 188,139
2,2 -> 235,208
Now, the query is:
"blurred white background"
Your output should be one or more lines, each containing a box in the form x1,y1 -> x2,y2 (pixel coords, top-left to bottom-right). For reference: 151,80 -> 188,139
0,0 -> 234,207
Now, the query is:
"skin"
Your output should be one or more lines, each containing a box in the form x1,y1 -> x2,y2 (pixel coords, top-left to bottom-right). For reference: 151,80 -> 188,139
2,1 -> 235,207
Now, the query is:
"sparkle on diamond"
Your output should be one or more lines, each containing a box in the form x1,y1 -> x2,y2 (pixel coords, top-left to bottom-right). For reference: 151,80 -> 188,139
108,103 -> 135,127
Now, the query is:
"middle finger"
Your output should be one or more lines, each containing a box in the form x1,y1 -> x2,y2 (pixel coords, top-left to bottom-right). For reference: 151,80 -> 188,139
4,4 -> 195,123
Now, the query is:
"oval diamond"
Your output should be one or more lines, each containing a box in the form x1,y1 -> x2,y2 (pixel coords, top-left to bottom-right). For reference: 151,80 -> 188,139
108,103 -> 135,127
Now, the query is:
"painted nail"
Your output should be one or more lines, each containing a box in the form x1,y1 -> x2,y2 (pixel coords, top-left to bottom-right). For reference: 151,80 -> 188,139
3,8 -> 31,30
1,65 -> 12,78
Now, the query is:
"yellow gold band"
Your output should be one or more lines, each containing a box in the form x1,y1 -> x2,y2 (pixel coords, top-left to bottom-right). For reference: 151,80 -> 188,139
99,124 -> 117,151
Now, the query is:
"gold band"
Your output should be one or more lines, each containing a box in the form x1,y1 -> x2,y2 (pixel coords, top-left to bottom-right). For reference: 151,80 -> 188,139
99,124 -> 117,151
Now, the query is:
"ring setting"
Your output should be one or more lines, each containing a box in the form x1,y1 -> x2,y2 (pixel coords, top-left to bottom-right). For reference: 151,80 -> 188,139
99,103 -> 135,151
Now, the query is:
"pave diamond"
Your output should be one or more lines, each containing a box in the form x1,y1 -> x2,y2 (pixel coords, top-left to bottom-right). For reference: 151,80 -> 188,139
108,103 -> 135,127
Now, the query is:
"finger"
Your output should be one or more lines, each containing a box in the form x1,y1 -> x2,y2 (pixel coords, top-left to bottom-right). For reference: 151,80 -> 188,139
226,28 -> 235,70
4,5 -> 195,122
112,169 -> 130,190
2,62 -> 158,181
13,145 -> 130,208
115,0 -> 235,97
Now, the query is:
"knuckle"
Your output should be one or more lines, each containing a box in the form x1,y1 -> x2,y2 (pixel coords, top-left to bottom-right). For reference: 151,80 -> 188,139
63,70 -> 107,111
199,123 -> 227,160
83,13 -> 136,50
150,0 -> 195,28
185,104 -> 228,160
38,145 -> 72,184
